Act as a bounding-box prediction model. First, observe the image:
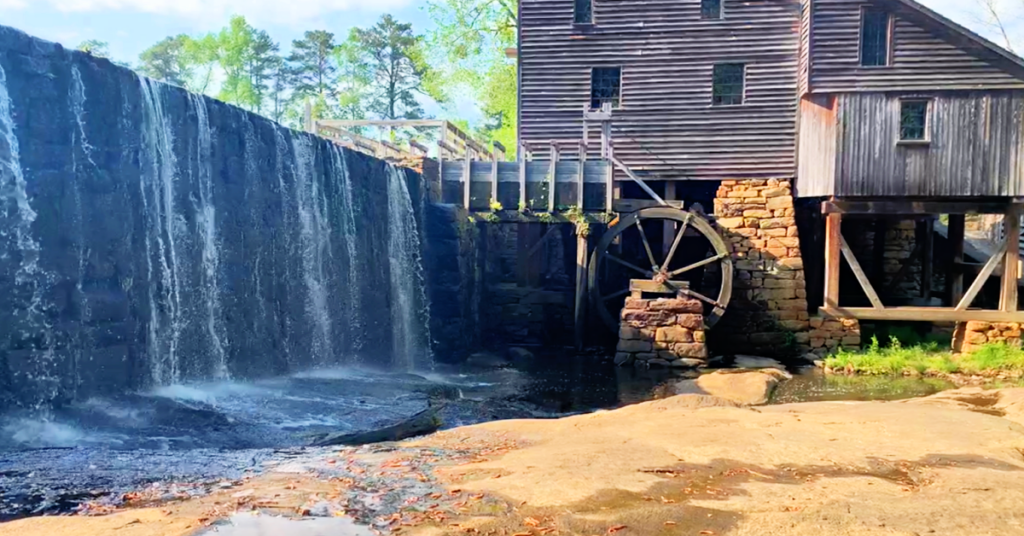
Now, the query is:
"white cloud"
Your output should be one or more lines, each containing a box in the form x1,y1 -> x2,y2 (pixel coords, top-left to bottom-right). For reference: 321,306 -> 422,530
0,0 -> 415,24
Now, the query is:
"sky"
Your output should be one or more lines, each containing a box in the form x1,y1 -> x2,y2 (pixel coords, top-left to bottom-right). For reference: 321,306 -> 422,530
0,0 -> 1021,118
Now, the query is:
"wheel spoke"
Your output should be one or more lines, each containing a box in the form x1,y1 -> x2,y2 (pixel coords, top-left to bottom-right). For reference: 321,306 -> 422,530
601,288 -> 631,302
635,219 -> 658,270
669,252 -> 729,277
605,253 -> 654,277
662,214 -> 691,270
680,287 -> 725,309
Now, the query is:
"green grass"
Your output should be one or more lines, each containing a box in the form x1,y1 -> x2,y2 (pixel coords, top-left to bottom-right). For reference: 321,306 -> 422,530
824,336 -> 1024,377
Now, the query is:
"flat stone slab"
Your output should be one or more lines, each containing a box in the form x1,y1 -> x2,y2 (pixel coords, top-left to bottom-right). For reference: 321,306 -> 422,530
195,515 -> 373,536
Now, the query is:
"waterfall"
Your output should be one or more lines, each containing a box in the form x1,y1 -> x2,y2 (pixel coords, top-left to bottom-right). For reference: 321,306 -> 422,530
328,146 -> 362,353
190,93 -> 228,379
0,60 -> 57,405
291,135 -> 334,366
385,164 -> 432,371
138,77 -> 183,385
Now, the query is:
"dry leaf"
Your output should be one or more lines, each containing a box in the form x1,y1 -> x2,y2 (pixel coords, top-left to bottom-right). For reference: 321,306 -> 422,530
608,525 -> 628,533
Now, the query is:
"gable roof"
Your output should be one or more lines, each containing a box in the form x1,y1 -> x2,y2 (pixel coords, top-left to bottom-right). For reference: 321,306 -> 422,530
886,0 -> 1024,76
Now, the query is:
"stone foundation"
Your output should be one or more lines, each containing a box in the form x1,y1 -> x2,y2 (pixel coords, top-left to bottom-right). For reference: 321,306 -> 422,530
953,322 -> 1023,353
712,179 -> 813,357
616,297 -> 708,368
807,317 -> 862,356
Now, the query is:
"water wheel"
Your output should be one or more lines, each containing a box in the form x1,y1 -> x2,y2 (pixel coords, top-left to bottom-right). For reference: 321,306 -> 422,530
588,207 -> 733,331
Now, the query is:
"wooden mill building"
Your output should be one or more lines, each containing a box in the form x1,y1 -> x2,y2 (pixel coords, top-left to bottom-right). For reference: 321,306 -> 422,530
504,0 -> 1024,351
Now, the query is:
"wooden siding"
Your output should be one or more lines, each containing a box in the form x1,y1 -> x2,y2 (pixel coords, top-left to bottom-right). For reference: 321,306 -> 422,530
518,0 -> 802,181
796,95 -> 837,197
822,92 -> 1024,197
810,0 -> 1024,92
797,0 -> 811,96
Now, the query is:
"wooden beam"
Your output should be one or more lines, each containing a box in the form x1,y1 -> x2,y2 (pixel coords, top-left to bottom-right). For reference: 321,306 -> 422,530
921,218 -> 935,300
821,306 -> 1024,323
629,279 -> 690,294
603,118 -> 613,213
662,182 -> 677,259
575,232 -> 590,350
519,144 -> 529,211
824,213 -> 842,309
1001,205 -> 1021,312
947,214 -> 966,305
610,157 -> 667,206
490,151 -> 499,208
462,151 -> 472,210
613,199 -> 685,213
548,143 -> 559,213
840,235 -> 884,309
824,199 -> 1012,215
957,237 -> 1009,311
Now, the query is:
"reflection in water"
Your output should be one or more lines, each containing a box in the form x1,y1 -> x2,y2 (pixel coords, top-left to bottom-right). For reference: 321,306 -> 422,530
771,371 -> 955,404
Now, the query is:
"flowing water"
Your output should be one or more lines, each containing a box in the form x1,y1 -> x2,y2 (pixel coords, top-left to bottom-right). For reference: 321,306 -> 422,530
386,164 -> 432,370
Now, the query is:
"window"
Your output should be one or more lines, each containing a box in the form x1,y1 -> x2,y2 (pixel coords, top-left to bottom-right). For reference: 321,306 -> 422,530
701,0 -> 722,20
899,100 -> 929,142
860,9 -> 891,67
575,0 -> 593,24
591,67 -> 621,109
712,63 -> 745,106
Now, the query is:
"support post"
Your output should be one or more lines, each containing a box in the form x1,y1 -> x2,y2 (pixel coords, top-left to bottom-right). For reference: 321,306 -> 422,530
602,115 -> 613,214
663,182 -> 677,258
548,143 -> 560,213
462,150 -> 472,210
575,232 -> 590,350
1001,204 -> 1021,312
578,140 -> 587,210
824,212 -> 842,309
921,218 -> 935,301
519,143 -> 530,211
490,150 -> 499,209
947,214 -> 966,306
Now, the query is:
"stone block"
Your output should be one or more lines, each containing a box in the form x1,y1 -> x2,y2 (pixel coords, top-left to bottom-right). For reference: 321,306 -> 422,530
987,330 -> 1003,339
676,314 -> 705,330
763,187 -> 791,198
760,228 -> 788,237
966,321 -> 992,332
794,332 -> 811,344
718,217 -> 746,229
617,339 -> 652,353
765,247 -> 789,258
993,323 -> 1019,331
673,343 -> 708,359
671,358 -> 706,368
776,258 -> 804,271
786,226 -> 800,237
760,218 -> 796,230
693,330 -> 706,343
648,358 -> 672,367
768,237 -> 801,248
622,310 -> 674,324
810,338 -> 826,348
649,298 -> 703,314
743,209 -> 774,218
766,196 -> 794,210
624,297 -> 647,310
809,317 -> 824,329
778,320 -> 810,331
841,336 -> 861,346
636,353 -> 659,362
1004,330 -> 1022,338
619,326 -> 641,340
614,353 -> 634,366
657,326 -> 694,343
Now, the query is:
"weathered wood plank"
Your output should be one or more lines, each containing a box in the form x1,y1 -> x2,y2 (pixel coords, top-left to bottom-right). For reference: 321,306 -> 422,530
821,306 -> 1024,323
957,238 -> 1009,311
947,214 -> 966,305
575,232 -> 589,350
1001,205 -> 1021,312
824,213 -> 842,309
629,279 -> 691,294
840,235 -> 884,309
824,200 -> 1012,215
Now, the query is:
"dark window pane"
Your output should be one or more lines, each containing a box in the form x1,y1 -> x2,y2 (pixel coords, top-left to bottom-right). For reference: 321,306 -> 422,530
591,67 -> 621,109
701,0 -> 722,19
861,10 -> 890,66
712,63 -> 745,106
900,101 -> 928,141
575,0 -> 593,24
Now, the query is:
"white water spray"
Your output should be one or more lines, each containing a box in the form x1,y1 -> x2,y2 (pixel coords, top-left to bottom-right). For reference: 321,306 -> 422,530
291,136 -> 333,365
138,77 -> 183,384
329,146 -> 362,351
191,93 -> 228,379
385,164 -> 432,370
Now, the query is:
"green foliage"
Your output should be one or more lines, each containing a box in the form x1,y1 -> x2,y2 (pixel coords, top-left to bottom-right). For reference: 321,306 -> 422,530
351,15 -> 440,122
427,0 -> 518,154
826,336 -> 1024,376
482,213 -> 500,223
565,205 -> 590,237
288,30 -> 338,99
138,35 -> 192,88
77,39 -> 110,57
489,199 -> 504,212
537,212 -> 555,224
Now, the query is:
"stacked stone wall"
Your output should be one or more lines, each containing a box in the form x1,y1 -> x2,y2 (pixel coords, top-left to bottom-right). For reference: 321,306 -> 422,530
712,179 -> 818,357
616,297 -> 708,368
954,322 -> 1023,353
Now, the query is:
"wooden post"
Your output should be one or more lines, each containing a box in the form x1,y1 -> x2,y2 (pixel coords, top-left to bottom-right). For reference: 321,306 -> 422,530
462,150 -> 472,210
578,140 -> 587,209
947,214 -> 966,306
602,114 -> 613,214
574,231 -> 590,350
519,143 -> 529,211
490,151 -> 499,209
663,182 -> 677,259
921,218 -> 935,301
1001,204 -> 1021,312
824,212 -> 842,309
548,143 -> 560,213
